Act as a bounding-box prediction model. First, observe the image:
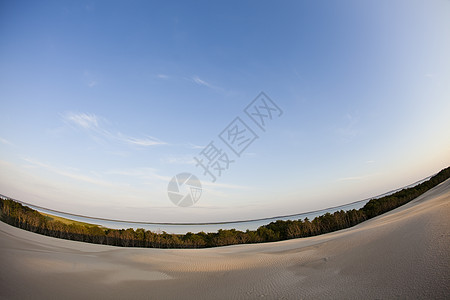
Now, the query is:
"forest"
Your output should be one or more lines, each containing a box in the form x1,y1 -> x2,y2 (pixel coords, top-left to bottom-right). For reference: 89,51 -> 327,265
1,166 -> 449,248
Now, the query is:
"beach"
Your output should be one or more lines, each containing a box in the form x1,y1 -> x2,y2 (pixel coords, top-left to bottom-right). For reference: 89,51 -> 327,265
1,179 -> 449,299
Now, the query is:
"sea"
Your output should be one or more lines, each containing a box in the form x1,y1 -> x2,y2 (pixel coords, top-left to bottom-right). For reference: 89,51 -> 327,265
0,175 -> 432,234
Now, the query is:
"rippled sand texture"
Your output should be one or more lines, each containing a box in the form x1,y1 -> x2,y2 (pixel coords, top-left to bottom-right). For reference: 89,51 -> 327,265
1,179 -> 449,299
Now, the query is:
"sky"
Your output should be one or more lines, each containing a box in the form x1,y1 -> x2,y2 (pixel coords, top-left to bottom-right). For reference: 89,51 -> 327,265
1,0 -> 449,223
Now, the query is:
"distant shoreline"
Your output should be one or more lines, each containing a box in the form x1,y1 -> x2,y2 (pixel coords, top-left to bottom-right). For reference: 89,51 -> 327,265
1,175 -> 449,299
1,166 -> 448,248
0,172 -> 436,233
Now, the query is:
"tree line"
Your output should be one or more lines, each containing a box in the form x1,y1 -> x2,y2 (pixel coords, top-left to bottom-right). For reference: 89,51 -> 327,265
1,166 -> 449,248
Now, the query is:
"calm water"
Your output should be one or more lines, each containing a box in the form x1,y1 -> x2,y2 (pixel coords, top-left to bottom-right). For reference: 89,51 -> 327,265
2,175 -> 432,234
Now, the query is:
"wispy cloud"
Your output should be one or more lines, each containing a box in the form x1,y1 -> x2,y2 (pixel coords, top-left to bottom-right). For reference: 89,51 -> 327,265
187,143 -> 205,150
337,176 -> 365,182
0,137 -> 13,146
22,158 -> 171,189
105,167 -> 171,182
191,75 -> 222,90
192,76 -> 212,87
22,157 -> 116,187
83,70 -> 99,88
201,180 -> 251,190
160,154 -> 196,165
117,133 -> 166,147
62,112 -> 166,147
336,112 -> 360,141
105,162 -> 251,190
65,112 -> 99,129
155,74 -> 222,91
337,172 -> 377,182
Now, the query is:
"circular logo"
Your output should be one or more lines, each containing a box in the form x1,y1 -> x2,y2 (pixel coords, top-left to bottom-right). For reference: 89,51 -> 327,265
167,173 -> 202,207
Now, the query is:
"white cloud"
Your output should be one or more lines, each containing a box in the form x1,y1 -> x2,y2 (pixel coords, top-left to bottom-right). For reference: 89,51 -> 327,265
193,76 -> 210,87
188,143 -> 205,149
160,154 -> 196,165
337,176 -> 364,181
0,137 -> 13,146
336,112 -> 360,140
337,172 -> 377,182
105,167 -> 171,182
65,112 -> 99,129
62,112 -> 166,147
157,74 -> 169,79
192,75 -> 218,90
83,70 -> 99,87
201,180 -> 251,190
22,157 -> 116,187
105,168 -> 156,177
117,133 -> 166,146
21,159 -> 171,190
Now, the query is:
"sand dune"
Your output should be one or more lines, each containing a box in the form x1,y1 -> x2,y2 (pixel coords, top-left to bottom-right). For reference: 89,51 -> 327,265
1,180 -> 449,299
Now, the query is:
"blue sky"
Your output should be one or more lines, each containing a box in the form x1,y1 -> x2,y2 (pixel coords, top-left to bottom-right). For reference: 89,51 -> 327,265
1,0 -> 449,222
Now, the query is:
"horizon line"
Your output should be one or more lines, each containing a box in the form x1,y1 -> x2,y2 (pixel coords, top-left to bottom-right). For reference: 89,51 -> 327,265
0,172 -> 436,226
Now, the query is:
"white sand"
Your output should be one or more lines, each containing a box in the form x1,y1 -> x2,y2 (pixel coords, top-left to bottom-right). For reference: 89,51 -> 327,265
1,179 -> 449,299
